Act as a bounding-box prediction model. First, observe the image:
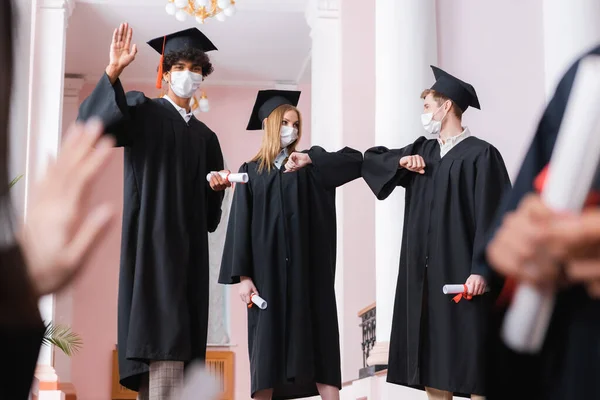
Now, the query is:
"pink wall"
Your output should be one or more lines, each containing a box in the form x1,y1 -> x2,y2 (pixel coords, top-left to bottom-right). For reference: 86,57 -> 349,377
69,82 -> 311,400
436,0 -> 546,178
340,0 -> 376,383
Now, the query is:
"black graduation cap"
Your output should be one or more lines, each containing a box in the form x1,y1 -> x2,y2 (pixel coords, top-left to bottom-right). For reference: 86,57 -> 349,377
429,66 -> 480,112
247,90 -> 301,130
147,28 -> 218,89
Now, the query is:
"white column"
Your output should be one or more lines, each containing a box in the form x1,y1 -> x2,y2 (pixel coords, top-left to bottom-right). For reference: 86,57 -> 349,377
51,75 -> 84,384
9,0 -> 34,218
25,0 -> 74,398
305,0 -> 345,374
543,0 -> 600,97
367,0 -> 437,366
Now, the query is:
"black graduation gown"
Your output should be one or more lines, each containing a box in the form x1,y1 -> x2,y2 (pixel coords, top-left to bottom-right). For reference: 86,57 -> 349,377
362,136 -> 511,396
78,74 -> 225,391
218,146 -> 363,399
476,45 -> 600,400
0,246 -> 45,399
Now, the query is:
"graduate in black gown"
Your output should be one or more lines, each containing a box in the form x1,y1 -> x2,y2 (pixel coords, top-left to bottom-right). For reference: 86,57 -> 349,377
77,23 -> 230,397
480,45 -> 600,400
362,67 -> 511,399
218,90 -> 363,400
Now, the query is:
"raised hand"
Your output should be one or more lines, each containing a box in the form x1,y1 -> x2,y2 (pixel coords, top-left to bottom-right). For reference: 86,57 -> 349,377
19,120 -> 116,297
106,23 -> 138,83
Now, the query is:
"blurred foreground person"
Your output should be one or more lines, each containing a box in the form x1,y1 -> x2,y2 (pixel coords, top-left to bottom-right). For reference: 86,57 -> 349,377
1,1 -> 116,398
479,46 -> 600,400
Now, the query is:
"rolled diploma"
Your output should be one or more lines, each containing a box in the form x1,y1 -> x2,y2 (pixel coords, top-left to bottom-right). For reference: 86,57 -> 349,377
442,284 -> 490,295
502,55 -> 600,353
206,171 -> 249,183
251,293 -> 267,310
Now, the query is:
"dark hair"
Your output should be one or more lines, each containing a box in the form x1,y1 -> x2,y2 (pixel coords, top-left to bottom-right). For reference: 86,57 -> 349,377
0,1 -> 13,207
163,48 -> 214,78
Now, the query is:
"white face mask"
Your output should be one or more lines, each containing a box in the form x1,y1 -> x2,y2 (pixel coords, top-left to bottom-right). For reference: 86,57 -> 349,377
280,125 -> 298,148
421,102 -> 448,134
169,70 -> 203,99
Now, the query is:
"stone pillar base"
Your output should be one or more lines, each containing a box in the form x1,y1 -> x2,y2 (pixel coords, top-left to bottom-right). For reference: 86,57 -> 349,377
32,365 -> 65,400
366,340 -> 390,367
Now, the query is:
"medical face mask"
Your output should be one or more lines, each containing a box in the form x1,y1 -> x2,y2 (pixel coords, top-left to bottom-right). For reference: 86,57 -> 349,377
169,70 -> 203,99
280,125 -> 298,148
421,102 -> 449,134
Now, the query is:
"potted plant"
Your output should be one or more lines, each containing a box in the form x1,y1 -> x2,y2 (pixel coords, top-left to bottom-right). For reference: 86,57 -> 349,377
43,322 -> 83,356
11,175 -> 83,357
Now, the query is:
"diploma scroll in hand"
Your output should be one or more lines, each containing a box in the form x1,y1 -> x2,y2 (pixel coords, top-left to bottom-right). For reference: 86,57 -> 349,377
502,55 -> 600,354
442,284 -> 490,303
206,171 -> 249,184
248,293 -> 267,310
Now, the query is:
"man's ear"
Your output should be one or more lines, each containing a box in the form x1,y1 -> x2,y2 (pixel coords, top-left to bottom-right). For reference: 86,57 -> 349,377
444,100 -> 453,113
163,71 -> 170,84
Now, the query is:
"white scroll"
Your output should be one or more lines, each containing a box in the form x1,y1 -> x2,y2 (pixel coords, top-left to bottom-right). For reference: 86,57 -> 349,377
442,284 -> 490,295
206,171 -> 249,184
250,293 -> 267,310
502,55 -> 600,353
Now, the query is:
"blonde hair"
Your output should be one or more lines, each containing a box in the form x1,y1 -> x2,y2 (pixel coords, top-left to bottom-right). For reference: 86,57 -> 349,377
251,104 -> 302,173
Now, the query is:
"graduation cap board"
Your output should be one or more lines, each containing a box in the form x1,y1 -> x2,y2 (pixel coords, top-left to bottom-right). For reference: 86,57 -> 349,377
247,90 -> 301,130
147,28 -> 218,89
429,66 -> 480,112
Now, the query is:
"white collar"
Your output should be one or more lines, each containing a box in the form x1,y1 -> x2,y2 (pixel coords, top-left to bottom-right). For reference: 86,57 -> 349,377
163,94 -> 194,122
438,127 -> 471,145
274,148 -> 289,169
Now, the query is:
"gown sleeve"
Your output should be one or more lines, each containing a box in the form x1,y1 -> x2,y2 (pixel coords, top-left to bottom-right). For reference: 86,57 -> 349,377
218,164 -> 253,284
362,136 -> 427,200
0,246 -> 46,400
206,132 -> 225,233
470,146 -> 512,280
305,146 -> 363,189
77,73 -> 149,147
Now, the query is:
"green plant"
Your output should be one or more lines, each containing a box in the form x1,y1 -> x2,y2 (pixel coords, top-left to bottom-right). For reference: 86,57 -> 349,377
9,175 -> 83,357
42,322 -> 83,357
9,174 -> 23,189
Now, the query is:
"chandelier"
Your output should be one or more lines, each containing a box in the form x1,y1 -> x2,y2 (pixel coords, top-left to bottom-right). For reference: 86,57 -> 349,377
165,0 -> 237,24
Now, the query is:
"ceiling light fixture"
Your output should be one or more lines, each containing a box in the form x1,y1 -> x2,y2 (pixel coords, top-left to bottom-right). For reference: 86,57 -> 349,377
165,0 -> 237,24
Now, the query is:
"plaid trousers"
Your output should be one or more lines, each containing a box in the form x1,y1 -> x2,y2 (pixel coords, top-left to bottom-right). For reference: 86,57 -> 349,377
137,361 -> 184,400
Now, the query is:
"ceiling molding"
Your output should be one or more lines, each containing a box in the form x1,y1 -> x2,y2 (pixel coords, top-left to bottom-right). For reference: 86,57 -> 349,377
274,83 -> 298,90
305,0 -> 338,27
317,0 -> 339,12
81,74 -> 288,88
39,0 -> 76,16
75,0 -> 306,13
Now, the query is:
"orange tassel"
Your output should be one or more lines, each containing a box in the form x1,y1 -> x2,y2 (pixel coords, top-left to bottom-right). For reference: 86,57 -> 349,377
155,35 -> 166,89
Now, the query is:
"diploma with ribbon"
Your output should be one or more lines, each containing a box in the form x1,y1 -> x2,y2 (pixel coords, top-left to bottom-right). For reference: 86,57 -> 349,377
248,293 -> 267,310
206,171 -> 249,184
442,284 -> 490,303
501,55 -> 600,354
